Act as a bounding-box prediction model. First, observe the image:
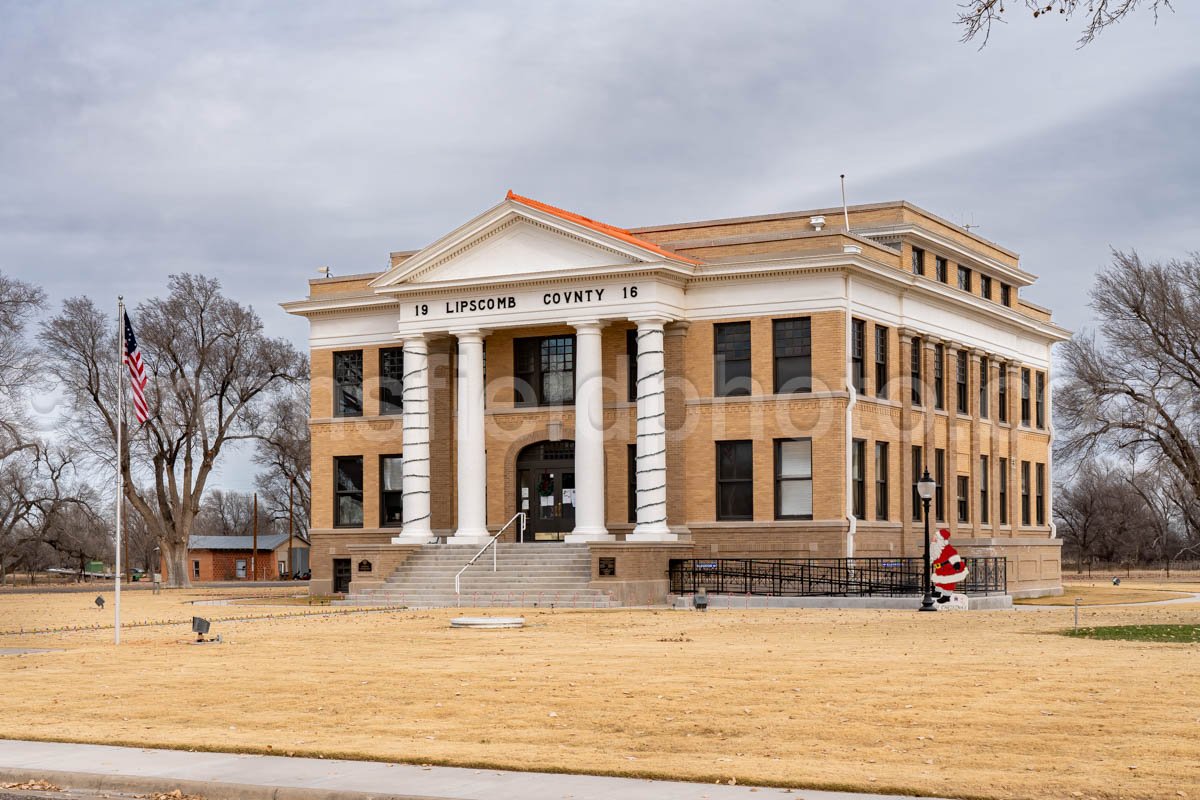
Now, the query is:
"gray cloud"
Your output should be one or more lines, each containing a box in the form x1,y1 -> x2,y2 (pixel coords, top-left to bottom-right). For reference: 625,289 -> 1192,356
2,0 -> 1197,488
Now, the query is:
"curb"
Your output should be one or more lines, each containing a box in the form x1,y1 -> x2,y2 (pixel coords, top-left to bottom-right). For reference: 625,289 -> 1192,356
0,767 -> 445,800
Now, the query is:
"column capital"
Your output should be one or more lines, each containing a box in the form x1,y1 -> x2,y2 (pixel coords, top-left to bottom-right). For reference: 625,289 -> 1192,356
898,326 -> 920,343
448,328 -> 489,343
568,319 -> 608,332
970,348 -> 986,361
923,335 -> 941,348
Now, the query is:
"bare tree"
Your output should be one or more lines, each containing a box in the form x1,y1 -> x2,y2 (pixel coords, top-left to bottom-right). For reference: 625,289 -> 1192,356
0,273 -> 45,465
253,383 -> 310,540
196,489 -> 274,537
958,0 -> 1174,47
40,274 -> 305,587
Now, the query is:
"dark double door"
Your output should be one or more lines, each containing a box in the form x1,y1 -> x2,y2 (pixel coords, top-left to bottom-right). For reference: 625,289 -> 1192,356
516,440 -> 575,541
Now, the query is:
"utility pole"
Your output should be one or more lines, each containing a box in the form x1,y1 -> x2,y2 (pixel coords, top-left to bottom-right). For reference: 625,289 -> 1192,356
286,479 -> 294,578
251,492 -> 258,581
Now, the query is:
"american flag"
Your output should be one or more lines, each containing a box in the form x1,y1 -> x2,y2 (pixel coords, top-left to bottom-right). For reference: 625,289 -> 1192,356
123,311 -> 149,424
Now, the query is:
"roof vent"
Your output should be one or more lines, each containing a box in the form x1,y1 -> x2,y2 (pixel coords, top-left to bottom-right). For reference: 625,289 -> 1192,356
809,216 -> 826,232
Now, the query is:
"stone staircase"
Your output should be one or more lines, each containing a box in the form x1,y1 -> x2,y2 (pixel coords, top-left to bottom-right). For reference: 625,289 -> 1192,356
339,543 -> 620,608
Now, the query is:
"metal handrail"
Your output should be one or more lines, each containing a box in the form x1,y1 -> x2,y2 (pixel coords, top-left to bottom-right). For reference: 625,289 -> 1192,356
454,512 -> 527,603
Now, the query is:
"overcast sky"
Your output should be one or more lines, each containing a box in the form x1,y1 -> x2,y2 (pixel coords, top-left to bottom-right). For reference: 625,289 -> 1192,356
3,1 -> 1197,490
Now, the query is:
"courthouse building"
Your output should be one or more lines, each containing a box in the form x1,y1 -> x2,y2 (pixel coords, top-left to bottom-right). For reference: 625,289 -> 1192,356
284,191 -> 1068,601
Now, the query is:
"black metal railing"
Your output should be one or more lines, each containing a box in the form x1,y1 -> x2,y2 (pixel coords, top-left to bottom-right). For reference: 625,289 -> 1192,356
668,557 -> 1007,597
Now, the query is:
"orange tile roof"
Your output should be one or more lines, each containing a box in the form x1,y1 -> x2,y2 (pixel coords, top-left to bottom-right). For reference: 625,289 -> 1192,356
505,190 -> 702,266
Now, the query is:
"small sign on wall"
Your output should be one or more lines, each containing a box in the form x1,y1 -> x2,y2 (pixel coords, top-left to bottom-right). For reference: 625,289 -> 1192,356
598,557 -> 616,577
357,560 -> 373,573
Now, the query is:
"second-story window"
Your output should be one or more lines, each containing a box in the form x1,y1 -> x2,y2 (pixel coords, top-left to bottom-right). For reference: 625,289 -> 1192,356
333,350 -> 363,418
957,266 -> 972,293
380,347 -> 403,415
934,343 -> 945,410
956,351 -> 969,414
515,335 -> 575,407
1001,283 -> 1012,306
911,247 -> 925,276
875,441 -> 889,520
935,256 -> 948,283
874,325 -> 889,399
852,439 -> 866,519
714,322 -> 752,397
979,356 -> 990,418
851,319 -> 866,394
1021,368 -> 1032,426
773,317 -> 812,393
911,337 -> 923,406
998,364 -> 1009,422
980,274 -> 993,300
1036,371 -> 1046,429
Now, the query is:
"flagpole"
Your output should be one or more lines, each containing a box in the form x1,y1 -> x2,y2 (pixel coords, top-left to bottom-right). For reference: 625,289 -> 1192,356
115,296 -> 124,646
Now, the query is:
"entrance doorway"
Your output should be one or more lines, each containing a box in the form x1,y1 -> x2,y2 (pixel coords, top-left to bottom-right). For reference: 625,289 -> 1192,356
515,440 -> 575,541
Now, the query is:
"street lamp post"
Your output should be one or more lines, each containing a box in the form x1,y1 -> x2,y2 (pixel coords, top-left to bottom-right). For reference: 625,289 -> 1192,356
916,468 -> 937,612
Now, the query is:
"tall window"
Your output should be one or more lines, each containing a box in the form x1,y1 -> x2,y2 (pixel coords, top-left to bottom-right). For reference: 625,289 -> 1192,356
334,456 -> 364,528
911,247 -> 925,275
957,475 -> 969,523
956,351 -> 969,414
379,348 -> 403,415
851,319 -> 866,394
934,344 -> 945,410
1036,462 -> 1046,525
980,455 -> 990,524
1021,460 -> 1031,526
911,445 -> 923,521
333,351 -> 363,417
626,329 -> 638,402
957,265 -> 972,292
911,337 -> 923,406
979,357 -> 990,419
935,448 -> 946,521
773,317 -> 812,393
999,457 -> 1009,525
627,444 -> 637,523
380,455 -> 403,527
998,365 -> 1009,423
775,438 -> 813,520
980,274 -> 993,300
935,256 -> 948,283
1035,372 -> 1046,429
852,439 -> 866,519
1021,368 -> 1032,426
875,442 -> 889,520
874,325 -> 889,399
716,441 -> 753,520
714,322 -> 752,397
515,335 -> 575,407
1001,283 -> 1012,306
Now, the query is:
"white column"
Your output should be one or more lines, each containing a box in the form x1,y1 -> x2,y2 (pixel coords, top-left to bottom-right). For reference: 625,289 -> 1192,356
566,321 -> 614,542
628,318 -> 675,541
393,335 -> 431,543
448,330 -> 490,544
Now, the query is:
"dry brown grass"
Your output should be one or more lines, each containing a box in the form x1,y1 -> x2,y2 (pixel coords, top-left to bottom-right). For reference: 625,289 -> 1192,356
1016,583 -> 1196,606
0,597 -> 1197,800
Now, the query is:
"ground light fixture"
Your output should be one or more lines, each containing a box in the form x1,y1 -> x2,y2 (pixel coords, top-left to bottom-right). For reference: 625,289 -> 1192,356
916,469 -> 938,612
191,616 -> 217,643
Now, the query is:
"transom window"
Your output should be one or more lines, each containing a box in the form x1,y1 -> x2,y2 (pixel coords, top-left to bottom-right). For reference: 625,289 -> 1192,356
333,351 -> 363,417
515,335 -> 575,407
773,317 -> 812,393
714,322 -> 752,397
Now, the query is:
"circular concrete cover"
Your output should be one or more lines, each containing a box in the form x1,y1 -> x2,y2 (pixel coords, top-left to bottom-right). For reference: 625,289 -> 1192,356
450,616 -> 525,629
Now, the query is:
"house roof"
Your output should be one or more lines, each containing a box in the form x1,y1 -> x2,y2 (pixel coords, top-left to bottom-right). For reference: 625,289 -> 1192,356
504,190 -> 703,266
188,534 -> 291,552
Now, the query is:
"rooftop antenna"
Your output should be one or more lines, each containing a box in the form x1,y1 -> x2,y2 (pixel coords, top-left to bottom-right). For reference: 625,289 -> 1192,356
961,211 -> 979,232
840,174 -> 850,233
317,266 -> 332,279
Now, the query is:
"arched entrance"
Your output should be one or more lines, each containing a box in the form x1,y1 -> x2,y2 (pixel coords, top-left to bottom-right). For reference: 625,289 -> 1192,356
515,440 -> 575,541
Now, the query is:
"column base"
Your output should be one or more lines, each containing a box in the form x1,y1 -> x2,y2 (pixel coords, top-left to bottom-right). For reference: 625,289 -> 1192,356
564,528 -> 616,543
446,530 -> 492,546
626,528 -> 679,543
392,528 -> 434,545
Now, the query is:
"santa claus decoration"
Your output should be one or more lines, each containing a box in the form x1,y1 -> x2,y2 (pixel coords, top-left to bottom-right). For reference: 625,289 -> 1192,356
930,528 -> 969,610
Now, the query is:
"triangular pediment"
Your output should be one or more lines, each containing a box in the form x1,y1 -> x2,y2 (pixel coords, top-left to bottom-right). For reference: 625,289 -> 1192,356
371,195 -> 695,290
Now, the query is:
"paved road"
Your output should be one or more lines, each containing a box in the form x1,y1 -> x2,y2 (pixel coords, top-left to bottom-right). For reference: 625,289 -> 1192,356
0,740 -> 956,800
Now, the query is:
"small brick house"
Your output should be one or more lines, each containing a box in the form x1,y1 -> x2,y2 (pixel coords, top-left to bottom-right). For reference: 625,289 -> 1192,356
184,534 -> 309,582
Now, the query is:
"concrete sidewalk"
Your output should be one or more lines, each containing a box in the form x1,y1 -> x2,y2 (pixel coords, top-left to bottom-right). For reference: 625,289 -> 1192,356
0,740 -> 955,800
